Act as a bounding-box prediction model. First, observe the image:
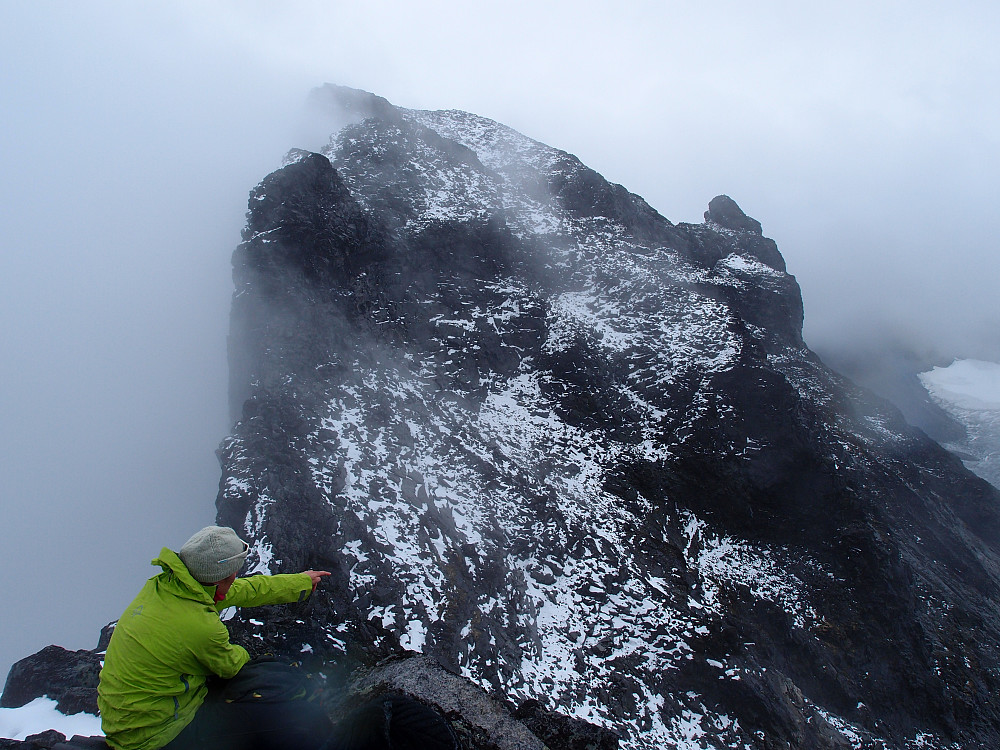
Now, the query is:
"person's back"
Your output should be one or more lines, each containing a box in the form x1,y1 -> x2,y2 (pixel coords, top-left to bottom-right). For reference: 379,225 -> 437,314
97,526 -> 329,750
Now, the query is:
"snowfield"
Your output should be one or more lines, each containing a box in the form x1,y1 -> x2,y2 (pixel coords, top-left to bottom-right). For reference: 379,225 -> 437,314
0,698 -> 101,741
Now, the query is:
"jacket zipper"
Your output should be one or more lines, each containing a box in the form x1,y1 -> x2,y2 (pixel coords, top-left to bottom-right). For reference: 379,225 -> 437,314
173,675 -> 190,720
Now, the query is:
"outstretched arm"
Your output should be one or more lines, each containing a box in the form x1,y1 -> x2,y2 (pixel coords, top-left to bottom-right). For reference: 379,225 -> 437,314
219,570 -> 328,609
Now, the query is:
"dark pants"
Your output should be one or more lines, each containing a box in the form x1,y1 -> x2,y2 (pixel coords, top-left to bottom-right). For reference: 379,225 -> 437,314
162,675 -> 455,750
163,692 -> 333,750
320,693 -> 457,750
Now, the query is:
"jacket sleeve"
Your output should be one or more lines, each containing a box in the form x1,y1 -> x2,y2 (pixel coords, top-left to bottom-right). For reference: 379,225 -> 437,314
216,573 -> 312,610
197,620 -> 252,679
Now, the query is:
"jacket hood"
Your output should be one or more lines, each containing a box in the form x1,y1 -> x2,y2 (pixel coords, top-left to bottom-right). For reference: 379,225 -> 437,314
151,547 -> 216,604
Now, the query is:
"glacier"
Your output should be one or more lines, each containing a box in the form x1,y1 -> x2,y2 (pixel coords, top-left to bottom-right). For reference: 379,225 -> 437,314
920,358 -> 1000,488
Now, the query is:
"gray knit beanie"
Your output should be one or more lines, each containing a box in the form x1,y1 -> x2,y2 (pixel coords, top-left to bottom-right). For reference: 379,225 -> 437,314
178,526 -> 249,584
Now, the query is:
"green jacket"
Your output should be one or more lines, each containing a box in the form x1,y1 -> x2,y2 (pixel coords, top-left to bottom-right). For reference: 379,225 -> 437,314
97,548 -> 312,750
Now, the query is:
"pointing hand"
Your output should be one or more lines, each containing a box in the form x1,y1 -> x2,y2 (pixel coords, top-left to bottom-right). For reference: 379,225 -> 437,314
303,570 -> 331,590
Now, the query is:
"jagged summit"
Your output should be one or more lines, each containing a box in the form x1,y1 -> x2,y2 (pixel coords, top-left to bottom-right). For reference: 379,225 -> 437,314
5,87 -> 1000,750
705,194 -> 762,235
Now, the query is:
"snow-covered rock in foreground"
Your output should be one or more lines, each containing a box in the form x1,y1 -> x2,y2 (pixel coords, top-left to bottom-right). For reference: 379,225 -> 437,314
920,358 -> 1000,488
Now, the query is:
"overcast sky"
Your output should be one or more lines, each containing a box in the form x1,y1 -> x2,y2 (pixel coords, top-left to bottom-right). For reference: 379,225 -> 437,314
2,1 -> 998,680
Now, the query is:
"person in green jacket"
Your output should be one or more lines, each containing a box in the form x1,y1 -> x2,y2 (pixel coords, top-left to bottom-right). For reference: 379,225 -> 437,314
97,526 -> 331,750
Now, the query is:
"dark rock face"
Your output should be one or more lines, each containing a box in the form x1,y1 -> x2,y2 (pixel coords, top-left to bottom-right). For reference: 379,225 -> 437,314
211,85 -> 1000,749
